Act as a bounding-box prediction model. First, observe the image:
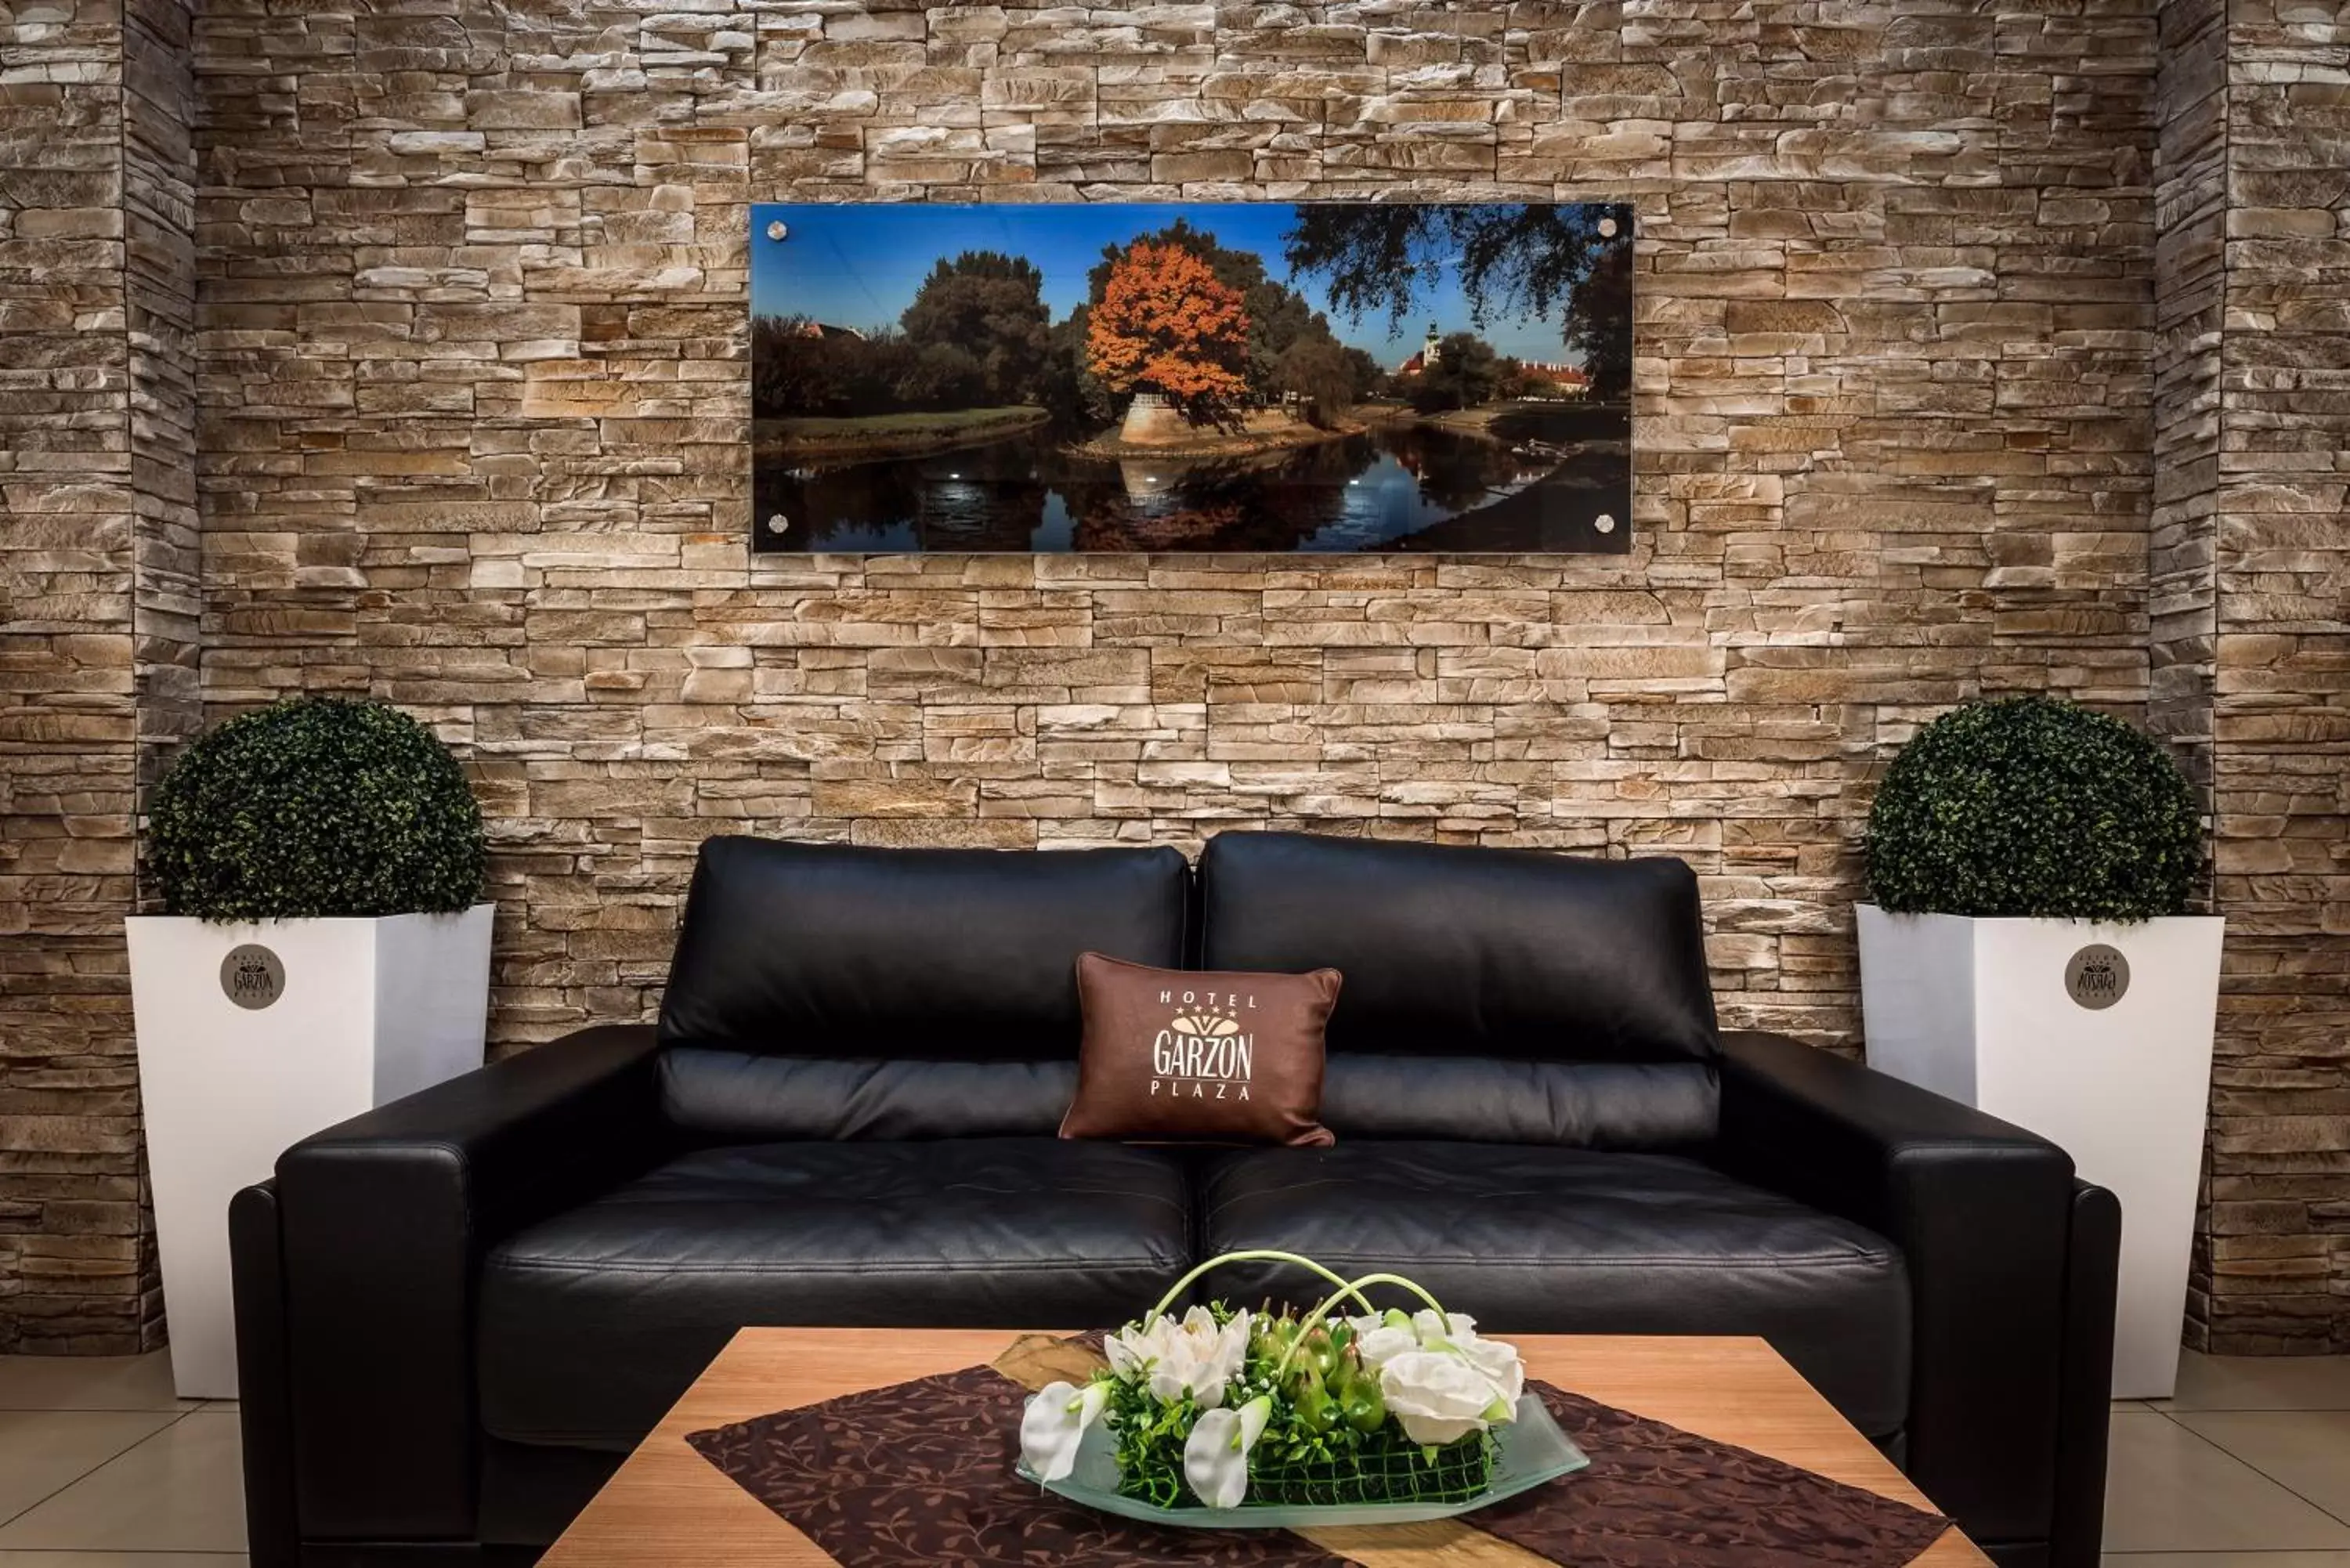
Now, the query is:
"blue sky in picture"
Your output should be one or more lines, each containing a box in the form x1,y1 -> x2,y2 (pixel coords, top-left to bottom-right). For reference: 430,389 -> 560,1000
748,203 -> 1580,368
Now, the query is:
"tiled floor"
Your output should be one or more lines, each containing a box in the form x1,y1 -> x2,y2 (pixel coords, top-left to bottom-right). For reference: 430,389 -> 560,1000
1,1347 -> 2345,1566
2106,1350 -> 2350,1566
0,1349 -> 243,1567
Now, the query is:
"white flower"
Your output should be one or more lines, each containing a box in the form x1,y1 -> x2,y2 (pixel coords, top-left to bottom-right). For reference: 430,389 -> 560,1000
1105,1306 -> 1253,1409
1184,1394 -> 1273,1508
1411,1311 -> 1524,1414
1459,1333 -> 1524,1410
1346,1310 -> 1420,1372
1350,1308 -> 1524,1420
1408,1308 -> 1477,1348
1020,1380 -> 1108,1483
1353,1322 -> 1420,1370
1379,1349 -> 1509,1446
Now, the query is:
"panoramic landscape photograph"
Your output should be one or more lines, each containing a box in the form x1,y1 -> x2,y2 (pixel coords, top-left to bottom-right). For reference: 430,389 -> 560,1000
749,201 -> 1634,554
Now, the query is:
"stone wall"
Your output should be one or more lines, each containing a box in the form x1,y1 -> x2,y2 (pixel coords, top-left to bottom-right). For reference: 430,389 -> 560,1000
0,0 -> 190,1353
2,2 -> 2340,1355
188,0 -> 2159,1065
125,0 -> 203,786
2149,0 -> 2223,797
2198,0 -> 2350,1353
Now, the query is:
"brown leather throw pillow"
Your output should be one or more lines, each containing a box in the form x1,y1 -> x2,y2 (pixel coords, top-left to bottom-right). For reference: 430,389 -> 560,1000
1061,952 -> 1340,1147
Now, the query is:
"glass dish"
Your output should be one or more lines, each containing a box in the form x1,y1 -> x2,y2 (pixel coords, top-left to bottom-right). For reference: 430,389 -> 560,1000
1016,1393 -> 1589,1529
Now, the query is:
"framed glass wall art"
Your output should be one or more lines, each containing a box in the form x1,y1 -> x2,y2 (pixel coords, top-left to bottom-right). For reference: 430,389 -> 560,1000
750,201 -> 1633,554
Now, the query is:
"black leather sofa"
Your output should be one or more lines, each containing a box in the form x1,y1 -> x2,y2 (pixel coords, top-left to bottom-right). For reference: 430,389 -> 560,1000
231,830 -> 2118,1567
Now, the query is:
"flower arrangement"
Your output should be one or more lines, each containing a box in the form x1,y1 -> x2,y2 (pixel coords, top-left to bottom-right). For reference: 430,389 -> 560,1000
1020,1251 -> 1526,1512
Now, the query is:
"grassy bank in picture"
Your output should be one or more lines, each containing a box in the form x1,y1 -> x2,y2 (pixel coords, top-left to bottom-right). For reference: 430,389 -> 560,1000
1361,399 -> 1625,441
757,406 -> 1050,461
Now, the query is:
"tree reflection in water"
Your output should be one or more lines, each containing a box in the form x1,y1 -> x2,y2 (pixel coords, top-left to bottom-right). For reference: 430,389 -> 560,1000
756,406 -> 1629,555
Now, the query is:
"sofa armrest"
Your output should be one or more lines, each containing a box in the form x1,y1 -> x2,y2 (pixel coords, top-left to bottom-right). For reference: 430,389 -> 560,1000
1712,1029 -> 2094,1555
270,1023 -> 666,1543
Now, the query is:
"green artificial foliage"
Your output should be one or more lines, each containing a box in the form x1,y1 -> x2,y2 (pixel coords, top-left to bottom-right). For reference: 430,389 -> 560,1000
1864,695 -> 2203,923
146,696 -> 486,922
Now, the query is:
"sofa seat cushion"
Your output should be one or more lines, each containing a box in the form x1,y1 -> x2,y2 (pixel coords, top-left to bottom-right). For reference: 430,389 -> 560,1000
479,1137 -> 1192,1451
1199,1141 -> 1911,1438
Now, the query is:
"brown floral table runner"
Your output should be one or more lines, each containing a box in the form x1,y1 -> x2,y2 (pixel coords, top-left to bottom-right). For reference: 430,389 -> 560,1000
685,1364 -> 1350,1568
685,1340 -> 1953,1568
1473,1385 -> 1954,1566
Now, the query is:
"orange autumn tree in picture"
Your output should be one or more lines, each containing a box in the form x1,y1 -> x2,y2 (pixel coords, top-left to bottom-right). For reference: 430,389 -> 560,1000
1086,240 -> 1252,429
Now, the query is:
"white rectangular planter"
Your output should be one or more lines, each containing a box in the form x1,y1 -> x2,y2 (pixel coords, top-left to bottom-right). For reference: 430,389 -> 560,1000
1856,905 -> 2224,1398
126,905 -> 494,1399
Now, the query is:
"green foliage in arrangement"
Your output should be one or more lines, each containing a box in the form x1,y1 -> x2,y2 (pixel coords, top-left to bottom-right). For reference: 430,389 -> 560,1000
1864,694 -> 2203,923
146,696 -> 486,923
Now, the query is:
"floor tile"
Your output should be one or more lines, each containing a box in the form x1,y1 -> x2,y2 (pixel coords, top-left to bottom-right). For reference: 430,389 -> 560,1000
2102,1408 -> 2350,1552
2174,1410 -> 2350,1523
0,1412 -> 244,1553
2158,1350 -> 2350,1412
0,1555 -> 247,1566
0,1412 -> 182,1526
0,1353 -> 189,1413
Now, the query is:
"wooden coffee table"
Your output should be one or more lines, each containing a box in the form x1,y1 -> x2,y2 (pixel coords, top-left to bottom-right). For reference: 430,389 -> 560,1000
539,1328 -> 1985,1566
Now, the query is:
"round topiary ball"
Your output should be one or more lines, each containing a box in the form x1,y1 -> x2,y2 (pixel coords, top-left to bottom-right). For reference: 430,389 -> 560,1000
1864,695 -> 2203,922
147,696 -> 486,922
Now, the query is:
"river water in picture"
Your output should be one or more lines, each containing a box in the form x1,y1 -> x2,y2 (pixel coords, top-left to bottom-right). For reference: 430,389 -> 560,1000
748,201 -> 1635,554
755,405 -> 1629,555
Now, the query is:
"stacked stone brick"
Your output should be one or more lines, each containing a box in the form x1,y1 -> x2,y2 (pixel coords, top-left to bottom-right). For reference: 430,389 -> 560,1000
2193,0 -> 2350,1354
0,2 -> 2337,1354
0,0 -> 192,1353
2150,0 -> 2225,798
186,0 -> 2163,1075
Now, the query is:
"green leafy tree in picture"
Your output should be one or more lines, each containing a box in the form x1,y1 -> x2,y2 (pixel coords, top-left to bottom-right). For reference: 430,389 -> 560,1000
1407,333 -> 1502,414
1564,239 -> 1633,402
751,315 -> 866,417
1271,336 -> 1360,428
897,250 -> 1054,406
1283,204 -> 1633,401
1038,306 -> 1114,428
892,340 -> 988,410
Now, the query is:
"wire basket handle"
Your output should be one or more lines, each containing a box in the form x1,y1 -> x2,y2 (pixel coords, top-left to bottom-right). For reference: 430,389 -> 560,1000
1147,1249 -> 1386,1321
1145,1248 -> 1457,1385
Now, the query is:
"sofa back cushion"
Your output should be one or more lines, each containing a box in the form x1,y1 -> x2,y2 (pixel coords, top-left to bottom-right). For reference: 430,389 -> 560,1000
1198,832 -> 1719,1147
659,836 -> 1190,1060
656,1050 -> 1079,1142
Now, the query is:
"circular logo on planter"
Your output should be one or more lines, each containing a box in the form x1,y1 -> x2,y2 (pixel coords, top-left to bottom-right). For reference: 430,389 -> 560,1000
2064,944 -> 2129,1010
219,945 -> 285,1010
